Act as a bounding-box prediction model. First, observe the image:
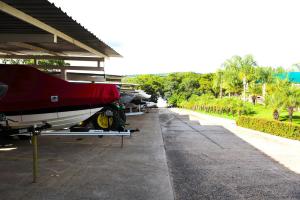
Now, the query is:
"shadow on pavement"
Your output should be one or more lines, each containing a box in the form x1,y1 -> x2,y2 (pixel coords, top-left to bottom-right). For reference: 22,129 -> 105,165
160,110 -> 300,200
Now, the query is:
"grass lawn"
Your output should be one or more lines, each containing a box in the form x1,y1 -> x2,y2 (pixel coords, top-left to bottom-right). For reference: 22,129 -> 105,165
194,104 -> 300,126
251,104 -> 300,125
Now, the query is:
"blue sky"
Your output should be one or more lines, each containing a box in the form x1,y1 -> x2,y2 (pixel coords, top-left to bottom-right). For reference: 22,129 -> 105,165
50,0 -> 300,75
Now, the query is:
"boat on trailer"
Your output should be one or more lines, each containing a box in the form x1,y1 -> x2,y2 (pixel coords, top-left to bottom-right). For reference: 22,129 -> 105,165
0,64 -> 125,134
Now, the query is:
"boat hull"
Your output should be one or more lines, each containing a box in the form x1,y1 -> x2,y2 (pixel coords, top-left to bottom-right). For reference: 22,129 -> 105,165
4,107 -> 102,130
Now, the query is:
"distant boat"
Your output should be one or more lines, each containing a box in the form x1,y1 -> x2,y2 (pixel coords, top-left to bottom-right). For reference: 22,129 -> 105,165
0,65 -> 120,130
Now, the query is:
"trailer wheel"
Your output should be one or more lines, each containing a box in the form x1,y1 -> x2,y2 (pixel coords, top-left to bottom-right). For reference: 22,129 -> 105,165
97,112 -> 113,129
93,107 -> 117,131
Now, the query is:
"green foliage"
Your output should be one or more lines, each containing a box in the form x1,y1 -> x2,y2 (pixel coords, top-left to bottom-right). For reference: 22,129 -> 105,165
1,59 -> 32,64
212,69 -> 224,97
255,66 -> 274,84
1,59 -> 69,66
122,54 -> 289,123
123,72 -> 215,105
221,55 -> 257,95
179,96 -> 254,117
123,74 -> 163,102
236,116 -> 300,141
283,85 -> 300,108
37,59 -> 69,66
265,79 -> 300,121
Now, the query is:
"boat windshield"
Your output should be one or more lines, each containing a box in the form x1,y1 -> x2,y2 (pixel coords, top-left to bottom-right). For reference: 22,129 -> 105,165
0,83 -> 8,99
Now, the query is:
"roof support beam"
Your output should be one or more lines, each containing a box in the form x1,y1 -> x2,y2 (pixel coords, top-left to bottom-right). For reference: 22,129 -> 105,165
2,63 -> 104,72
8,42 -> 63,56
0,34 -> 54,43
0,54 -> 104,61
31,64 -> 105,72
65,73 -> 106,82
0,49 -> 24,55
0,1 -> 106,58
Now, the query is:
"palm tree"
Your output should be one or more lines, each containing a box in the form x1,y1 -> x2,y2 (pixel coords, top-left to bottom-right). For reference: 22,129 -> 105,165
255,67 -> 274,98
223,67 -> 242,96
266,79 -> 290,120
284,86 -> 300,122
248,82 -> 262,105
222,55 -> 257,99
213,69 -> 224,98
266,91 -> 284,120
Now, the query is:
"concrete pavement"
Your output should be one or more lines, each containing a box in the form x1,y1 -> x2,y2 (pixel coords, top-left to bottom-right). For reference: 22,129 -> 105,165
0,109 -> 173,200
162,108 -> 300,200
171,108 -> 300,174
1,108 -> 300,200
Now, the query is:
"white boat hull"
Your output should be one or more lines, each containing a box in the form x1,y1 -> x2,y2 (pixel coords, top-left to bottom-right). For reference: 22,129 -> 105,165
5,107 -> 102,130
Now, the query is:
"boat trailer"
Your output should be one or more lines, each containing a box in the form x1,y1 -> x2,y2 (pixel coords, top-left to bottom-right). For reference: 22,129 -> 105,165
20,126 -> 137,183
1,116 -> 139,183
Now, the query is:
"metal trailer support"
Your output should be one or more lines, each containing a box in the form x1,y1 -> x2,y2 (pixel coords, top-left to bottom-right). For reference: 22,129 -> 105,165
32,130 -> 38,183
29,129 -> 131,183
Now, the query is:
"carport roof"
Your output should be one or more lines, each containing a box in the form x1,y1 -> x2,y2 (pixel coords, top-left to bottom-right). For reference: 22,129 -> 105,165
0,0 -> 121,59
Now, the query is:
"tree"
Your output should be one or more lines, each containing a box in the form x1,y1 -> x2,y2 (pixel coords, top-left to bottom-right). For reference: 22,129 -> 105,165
1,58 -> 69,67
123,74 -> 164,102
254,66 -> 274,98
283,86 -> 300,122
248,82 -> 262,105
266,79 -> 290,120
1,58 -> 31,64
222,65 -> 242,96
212,69 -> 224,98
222,55 -> 257,98
198,73 -> 215,96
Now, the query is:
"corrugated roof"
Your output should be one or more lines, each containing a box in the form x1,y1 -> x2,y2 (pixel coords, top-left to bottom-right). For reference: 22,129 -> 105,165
0,0 -> 121,57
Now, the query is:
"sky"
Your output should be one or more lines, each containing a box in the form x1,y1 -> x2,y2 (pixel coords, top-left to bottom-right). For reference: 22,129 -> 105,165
49,0 -> 300,75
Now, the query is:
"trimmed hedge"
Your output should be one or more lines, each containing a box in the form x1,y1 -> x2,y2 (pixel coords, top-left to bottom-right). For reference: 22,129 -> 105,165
179,95 -> 254,117
236,116 -> 300,141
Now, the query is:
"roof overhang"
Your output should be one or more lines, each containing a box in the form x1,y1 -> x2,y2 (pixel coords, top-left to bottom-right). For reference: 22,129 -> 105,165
0,0 -> 121,61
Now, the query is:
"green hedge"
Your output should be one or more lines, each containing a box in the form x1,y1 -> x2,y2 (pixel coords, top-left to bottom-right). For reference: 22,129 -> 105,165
236,116 -> 300,141
179,95 -> 254,117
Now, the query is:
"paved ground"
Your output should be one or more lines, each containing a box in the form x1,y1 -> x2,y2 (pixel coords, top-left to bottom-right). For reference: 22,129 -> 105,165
0,109 -> 173,200
160,109 -> 300,200
1,108 -> 300,200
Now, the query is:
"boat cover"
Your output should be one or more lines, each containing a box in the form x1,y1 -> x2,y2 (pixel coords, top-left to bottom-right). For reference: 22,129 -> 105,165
0,65 -> 120,114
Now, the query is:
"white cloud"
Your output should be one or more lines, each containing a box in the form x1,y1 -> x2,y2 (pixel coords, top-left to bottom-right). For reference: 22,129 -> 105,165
50,0 -> 300,75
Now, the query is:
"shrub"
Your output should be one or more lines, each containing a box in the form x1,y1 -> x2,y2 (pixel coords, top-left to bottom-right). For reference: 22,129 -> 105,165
236,116 -> 300,141
179,95 -> 254,117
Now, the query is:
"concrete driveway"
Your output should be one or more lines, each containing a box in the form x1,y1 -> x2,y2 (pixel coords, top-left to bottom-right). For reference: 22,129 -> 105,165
1,108 -> 300,200
0,109 -> 173,200
162,108 -> 300,200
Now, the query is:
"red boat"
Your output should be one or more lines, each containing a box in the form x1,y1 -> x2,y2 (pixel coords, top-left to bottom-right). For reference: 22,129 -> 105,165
0,64 -> 121,131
